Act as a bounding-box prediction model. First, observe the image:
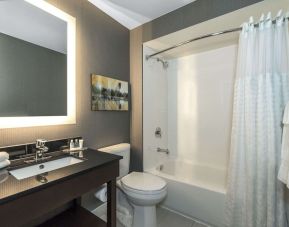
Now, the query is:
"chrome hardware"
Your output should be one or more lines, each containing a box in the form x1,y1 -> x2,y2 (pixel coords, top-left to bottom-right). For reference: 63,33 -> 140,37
36,139 -> 47,149
155,127 -> 162,138
157,147 -> 169,154
36,173 -> 48,183
35,139 -> 49,162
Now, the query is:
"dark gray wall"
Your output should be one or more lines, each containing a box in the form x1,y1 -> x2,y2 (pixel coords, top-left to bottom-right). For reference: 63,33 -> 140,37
0,32 -> 67,116
130,0 -> 264,171
142,0 -> 263,42
130,26 -> 143,171
0,0 -> 130,150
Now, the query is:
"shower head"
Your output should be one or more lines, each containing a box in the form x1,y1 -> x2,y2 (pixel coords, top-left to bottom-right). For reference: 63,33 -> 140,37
145,55 -> 169,69
157,58 -> 169,69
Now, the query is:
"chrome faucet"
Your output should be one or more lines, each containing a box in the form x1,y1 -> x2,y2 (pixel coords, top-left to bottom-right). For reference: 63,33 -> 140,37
157,147 -> 169,154
35,139 -> 48,162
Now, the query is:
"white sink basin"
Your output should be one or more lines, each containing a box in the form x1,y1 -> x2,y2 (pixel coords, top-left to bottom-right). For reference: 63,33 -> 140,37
9,156 -> 84,180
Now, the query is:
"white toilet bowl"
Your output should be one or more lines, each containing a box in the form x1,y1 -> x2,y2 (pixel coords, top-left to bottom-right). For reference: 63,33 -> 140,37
97,144 -> 167,227
120,172 -> 167,227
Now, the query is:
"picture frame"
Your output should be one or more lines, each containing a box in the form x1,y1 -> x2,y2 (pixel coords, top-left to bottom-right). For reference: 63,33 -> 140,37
91,74 -> 129,111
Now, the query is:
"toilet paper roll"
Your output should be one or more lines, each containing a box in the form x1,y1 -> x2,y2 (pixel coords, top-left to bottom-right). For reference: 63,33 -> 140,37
94,185 -> 107,202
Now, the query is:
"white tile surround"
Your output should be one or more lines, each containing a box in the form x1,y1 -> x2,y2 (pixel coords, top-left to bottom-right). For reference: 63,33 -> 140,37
143,47 -> 169,170
143,45 -> 237,171
167,45 -> 237,170
143,45 -> 237,225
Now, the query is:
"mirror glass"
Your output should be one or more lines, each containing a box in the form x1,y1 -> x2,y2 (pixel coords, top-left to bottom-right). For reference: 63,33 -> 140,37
0,1 -> 67,117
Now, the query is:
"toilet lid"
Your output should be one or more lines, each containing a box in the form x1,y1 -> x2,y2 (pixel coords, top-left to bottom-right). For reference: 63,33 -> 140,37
121,172 -> 166,192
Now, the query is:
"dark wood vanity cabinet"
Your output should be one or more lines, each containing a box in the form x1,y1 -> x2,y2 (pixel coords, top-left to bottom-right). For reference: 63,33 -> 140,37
0,155 -> 119,227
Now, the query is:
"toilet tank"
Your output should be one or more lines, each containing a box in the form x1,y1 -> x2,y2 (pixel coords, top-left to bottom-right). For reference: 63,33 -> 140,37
98,143 -> 130,178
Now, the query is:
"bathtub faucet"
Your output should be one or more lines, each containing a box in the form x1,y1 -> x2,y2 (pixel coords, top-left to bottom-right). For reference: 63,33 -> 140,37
157,148 -> 169,155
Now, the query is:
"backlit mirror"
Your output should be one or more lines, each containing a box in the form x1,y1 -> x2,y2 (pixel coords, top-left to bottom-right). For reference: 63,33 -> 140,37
0,0 -> 75,128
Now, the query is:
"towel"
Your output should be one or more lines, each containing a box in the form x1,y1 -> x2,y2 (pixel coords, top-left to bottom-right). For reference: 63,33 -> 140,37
116,184 -> 133,227
278,102 -> 289,187
94,184 -> 107,202
0,152 -> 9,162
0,160 -> 10,169
117,205 -> 133,227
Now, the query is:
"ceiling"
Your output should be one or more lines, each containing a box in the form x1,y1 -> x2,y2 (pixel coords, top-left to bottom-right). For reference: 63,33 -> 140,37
88,0 -> 195,30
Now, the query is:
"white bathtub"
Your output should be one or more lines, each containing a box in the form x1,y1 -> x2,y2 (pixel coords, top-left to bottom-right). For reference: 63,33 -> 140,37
146,160 -> 227,227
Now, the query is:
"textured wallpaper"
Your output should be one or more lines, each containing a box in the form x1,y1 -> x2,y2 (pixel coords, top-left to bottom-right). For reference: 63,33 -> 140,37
0,0 -> 130,149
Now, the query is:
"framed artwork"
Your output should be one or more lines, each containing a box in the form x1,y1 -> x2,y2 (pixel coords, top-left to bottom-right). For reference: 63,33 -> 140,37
91,74 -> 129,111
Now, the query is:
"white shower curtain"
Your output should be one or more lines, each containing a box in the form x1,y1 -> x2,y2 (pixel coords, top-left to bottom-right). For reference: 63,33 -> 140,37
226,13 -> 289,227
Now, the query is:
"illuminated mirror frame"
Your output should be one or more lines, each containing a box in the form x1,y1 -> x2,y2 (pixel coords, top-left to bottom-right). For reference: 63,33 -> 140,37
0,0 -> 76,129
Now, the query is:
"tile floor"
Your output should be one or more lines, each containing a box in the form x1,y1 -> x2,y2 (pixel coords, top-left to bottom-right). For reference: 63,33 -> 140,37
95,205 -> 209,227
157,207 -> 208,227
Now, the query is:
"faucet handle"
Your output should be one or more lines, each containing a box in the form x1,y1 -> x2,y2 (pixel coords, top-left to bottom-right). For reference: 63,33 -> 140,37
36,139 -> 47,148
41,146 -> 49,153
157,147 -> 169,154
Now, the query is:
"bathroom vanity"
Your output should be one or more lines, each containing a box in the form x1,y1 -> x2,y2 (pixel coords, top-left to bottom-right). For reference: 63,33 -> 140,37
0,148 -> 121,227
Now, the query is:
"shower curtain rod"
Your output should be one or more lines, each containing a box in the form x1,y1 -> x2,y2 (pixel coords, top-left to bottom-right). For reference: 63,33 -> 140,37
146,16 -> 289,59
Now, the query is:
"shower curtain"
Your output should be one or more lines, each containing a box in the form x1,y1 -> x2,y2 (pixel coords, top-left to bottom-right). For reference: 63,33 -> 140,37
226,13 -> 289,227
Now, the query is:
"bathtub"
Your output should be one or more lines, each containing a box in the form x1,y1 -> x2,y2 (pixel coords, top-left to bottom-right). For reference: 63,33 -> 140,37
146,160 -> 227,227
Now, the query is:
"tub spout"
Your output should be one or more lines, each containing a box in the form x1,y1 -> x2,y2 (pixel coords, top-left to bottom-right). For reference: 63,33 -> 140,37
157,148 -> 169,155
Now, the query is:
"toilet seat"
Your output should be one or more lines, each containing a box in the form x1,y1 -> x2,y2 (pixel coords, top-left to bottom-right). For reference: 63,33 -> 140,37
121,183 -> 167,196
121,172 -> 167,195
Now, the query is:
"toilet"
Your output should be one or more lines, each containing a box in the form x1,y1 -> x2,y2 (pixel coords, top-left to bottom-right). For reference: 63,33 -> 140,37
98,143 -> 167,227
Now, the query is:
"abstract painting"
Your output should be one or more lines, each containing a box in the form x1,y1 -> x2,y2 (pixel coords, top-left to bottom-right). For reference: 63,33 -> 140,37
91,74 -> 129,111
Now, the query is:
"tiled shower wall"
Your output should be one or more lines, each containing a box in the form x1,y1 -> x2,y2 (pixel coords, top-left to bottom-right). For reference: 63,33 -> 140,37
143,45 -> 237,171
130,0 -> 263,171
167,45 -> 237,170
143,47 -> 169,170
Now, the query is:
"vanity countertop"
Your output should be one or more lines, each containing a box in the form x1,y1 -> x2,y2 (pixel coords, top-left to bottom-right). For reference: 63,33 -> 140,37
0,149 -> 121,205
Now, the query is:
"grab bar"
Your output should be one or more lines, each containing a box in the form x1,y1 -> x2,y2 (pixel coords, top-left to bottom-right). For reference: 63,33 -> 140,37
157,148 -> 169,154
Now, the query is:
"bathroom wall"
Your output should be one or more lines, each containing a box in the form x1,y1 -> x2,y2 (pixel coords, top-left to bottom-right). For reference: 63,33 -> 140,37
0,0 -> 130,150
130,0 -> 263,171
141,0 -> 263,42
130,26 -> 144,171
143,47 -> 168,170
167,45 -> 237,170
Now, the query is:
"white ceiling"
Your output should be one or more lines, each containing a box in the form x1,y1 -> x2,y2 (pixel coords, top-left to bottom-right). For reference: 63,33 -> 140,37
88,0 -> 195,30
